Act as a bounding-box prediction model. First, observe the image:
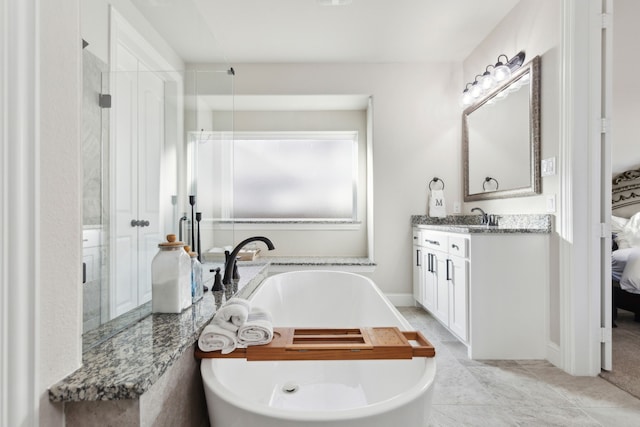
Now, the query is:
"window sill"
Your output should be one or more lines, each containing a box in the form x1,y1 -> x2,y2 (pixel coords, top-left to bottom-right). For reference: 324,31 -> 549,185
203,219 -> 362,231
262,256 -> 376,274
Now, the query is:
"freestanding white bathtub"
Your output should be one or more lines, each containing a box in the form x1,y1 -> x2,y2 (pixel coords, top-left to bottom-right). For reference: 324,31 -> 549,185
201,270 -> 436,427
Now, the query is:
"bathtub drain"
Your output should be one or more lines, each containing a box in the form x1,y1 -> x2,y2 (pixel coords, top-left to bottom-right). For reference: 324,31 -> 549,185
282,382 -> 299,393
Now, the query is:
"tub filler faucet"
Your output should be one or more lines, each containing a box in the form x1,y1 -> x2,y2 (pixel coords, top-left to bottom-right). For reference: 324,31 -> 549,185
223,236 -> 275,285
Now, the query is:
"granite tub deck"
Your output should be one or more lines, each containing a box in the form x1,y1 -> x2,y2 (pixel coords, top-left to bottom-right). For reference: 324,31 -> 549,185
411,213 -> 553,234
49,255 -> 376,404
49,262 -> 269,402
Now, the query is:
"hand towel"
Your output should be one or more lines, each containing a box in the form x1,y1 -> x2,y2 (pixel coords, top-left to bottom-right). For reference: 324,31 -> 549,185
212,297 -> 251,332
428,189 -> 447,218
237,307 -> 274,347
198,323 -> 238,354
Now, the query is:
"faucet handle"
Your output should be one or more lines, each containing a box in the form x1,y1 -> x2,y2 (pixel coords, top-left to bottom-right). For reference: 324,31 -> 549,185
488,214 -> 499,226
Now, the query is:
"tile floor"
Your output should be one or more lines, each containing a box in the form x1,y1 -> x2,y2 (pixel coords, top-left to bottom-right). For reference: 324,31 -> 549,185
398,306 -> 640,427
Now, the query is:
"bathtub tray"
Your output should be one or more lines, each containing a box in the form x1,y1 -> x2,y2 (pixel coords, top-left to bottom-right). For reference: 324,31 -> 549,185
195,327 -> 435,360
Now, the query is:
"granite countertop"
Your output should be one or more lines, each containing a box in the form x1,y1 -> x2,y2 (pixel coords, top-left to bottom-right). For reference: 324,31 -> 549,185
263,256 -> 375,266
49,262 -> 269,402
411,214 -> 553,234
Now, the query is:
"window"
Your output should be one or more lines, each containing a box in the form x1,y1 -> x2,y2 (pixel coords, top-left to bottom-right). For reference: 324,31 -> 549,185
232,132 -> 358,221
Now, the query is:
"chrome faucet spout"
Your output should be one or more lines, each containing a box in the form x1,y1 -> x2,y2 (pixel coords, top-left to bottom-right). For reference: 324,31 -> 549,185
223,236 -> 275,285
471,207 -> 488,224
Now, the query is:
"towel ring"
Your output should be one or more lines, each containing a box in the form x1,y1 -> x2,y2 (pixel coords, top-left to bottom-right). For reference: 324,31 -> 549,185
429,177 -> 445,190
483,177 -> 499,191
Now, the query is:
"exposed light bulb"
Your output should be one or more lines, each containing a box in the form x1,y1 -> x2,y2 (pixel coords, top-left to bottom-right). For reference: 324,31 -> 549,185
461,89 -> 473,107
469,82 -> 483,99
492,63 -> 512,82
479,71 -> 496,91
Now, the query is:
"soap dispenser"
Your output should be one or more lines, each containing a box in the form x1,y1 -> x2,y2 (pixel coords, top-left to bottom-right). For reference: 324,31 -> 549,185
151,234 -> 192,313
185,246 -> 203,303
210,267 -> 224,306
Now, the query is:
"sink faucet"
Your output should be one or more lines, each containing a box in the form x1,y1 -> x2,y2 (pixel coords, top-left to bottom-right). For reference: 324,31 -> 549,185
471,207 -> 488,224
223,236 -> 275,285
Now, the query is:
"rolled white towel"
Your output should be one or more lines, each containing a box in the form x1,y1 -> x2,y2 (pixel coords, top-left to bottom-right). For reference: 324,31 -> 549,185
212,297 -> 251,332
237,307 -> 273,347
198,323 -> 238,354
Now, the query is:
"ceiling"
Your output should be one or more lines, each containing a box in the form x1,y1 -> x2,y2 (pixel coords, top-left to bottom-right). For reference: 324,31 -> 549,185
131,0 -> 521,64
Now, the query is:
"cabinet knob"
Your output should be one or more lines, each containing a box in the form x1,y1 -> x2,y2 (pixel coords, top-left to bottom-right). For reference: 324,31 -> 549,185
131,219 -> 140,227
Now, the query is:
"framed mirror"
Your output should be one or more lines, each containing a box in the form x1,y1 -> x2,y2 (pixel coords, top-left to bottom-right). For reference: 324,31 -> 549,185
463,55 -> 541,202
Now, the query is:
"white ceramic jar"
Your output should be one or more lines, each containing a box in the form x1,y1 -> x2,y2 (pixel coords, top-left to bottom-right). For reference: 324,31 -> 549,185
151,234 -> 192,313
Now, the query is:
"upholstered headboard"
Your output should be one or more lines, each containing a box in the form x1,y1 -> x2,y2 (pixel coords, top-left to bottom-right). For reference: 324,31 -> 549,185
613,167 -> 640,219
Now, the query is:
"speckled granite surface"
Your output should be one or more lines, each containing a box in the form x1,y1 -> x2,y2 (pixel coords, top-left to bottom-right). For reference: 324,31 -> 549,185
49,263 -> 269,402
263,256 -> 375,266
411,214 -> 552,234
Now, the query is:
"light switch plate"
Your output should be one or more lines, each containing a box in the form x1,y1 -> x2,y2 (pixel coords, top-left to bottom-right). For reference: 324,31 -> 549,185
453,202 -> 461,214
541,157 -> 556,177
546,194 -> 556,212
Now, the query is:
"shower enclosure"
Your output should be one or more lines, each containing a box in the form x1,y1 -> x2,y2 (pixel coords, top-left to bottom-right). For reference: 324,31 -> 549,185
81,56 -> 234,343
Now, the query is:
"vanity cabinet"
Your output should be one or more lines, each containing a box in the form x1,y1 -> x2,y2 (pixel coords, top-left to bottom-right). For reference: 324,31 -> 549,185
412,225 -> 548,360
415,229 -> 468,342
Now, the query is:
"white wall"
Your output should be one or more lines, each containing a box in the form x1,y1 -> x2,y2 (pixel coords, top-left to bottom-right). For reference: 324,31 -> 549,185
612,0 -> 640,174
462,0 -> 561,217
462,0 -> 562,348
40,0 -> 83,425
190,62 -> 462,294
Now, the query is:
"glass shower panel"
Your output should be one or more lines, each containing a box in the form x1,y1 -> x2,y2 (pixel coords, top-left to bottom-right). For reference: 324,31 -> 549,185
187,69 -> 235,261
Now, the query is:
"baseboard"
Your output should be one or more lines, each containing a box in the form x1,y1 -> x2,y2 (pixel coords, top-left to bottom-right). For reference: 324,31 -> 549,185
386,293 -> 415,307
547,341 -> 561,369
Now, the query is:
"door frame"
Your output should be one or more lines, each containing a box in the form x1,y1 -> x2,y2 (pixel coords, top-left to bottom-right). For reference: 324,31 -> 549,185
558,0 -> 612,376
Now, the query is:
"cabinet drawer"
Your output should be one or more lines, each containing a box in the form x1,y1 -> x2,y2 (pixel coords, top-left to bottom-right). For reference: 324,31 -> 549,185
448,235 -> 468,258
83,229 -> 102,248
421,233 -> 446,251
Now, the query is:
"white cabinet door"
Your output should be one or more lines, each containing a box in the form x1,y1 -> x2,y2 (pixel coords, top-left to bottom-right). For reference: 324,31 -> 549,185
449,256 -> 468,341
111,43 -> 164,318
422,250 -> 436,312
113,45 -> 140,317
136,61 -> 163,306
433,251 -> 449,324
412,241 -> 423,304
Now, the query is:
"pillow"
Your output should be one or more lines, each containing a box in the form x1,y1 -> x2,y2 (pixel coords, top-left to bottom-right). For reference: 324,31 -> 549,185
621,249 -> 640,293
611,215 -> 629,234
616,212 -> 640,249
613,247 -> 640,281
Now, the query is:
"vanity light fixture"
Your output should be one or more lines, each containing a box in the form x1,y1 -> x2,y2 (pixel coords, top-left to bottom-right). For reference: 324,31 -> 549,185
461,51 -> 526,107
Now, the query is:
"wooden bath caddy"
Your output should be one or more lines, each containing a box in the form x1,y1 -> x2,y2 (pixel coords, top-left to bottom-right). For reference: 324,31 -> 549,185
195,327 -> 435,361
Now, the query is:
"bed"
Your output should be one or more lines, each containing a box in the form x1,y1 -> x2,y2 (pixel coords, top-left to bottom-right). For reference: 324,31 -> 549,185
612,166 -> 640,323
